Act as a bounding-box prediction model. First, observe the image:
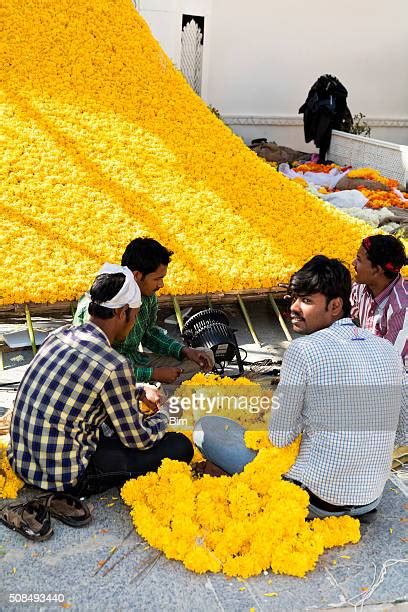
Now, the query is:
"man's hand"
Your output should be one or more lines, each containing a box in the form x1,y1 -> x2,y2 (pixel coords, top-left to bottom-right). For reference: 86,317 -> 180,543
139,384 -> 163,414
182,347 -> 213,372
152,366 -> 184,384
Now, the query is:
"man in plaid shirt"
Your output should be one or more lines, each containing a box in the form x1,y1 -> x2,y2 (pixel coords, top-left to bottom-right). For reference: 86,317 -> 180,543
74,237 -> 213,387
8,268 -> 193,494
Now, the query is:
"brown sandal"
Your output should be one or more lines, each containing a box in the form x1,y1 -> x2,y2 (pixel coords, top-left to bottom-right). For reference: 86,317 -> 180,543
37,492 -> 92,527
0,499 -> 53,541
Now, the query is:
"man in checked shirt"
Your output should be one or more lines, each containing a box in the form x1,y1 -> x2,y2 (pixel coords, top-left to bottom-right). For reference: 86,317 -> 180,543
8,267 -> 193,495
74,237 -> 214,390
193,256 -> 407,520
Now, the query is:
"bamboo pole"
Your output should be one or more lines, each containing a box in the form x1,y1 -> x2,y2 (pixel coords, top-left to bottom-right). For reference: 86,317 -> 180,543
268,295 -> 292,342
25,304 -> 37,356
172,296 -> 184,333
206,294 -> 213,309
237,294 -> 260,346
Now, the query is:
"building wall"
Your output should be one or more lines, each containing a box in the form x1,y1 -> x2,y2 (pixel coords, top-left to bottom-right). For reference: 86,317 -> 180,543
136,0 -> 408,149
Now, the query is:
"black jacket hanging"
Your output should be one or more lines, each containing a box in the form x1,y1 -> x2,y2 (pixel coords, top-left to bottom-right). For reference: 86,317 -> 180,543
299,75 -> 353,162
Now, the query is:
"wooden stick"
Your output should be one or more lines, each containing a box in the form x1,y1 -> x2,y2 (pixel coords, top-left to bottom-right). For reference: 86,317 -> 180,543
25,304 -> 37,356
172,296 -> 184,333
237,294 -> 260,346
0,288 -> 287,319
268,295 -> 292,342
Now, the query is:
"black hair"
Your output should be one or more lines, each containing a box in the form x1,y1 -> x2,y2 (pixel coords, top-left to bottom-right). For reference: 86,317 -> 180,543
289,255 -> 352,317
363,235 -> 407,280
88,273 -> 126,320
121,237 -> 173,276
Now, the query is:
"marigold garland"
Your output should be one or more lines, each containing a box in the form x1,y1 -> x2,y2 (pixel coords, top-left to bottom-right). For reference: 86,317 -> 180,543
0,0 -> 374,305
292,162 -> 344,174
348,168 -> 399,189
359,188 -> 408,210
122,398 -> 360,578
0,441 -> 24,499
180,373 -> 257,388
175,373 -> 272,431
122,447 -> 360,578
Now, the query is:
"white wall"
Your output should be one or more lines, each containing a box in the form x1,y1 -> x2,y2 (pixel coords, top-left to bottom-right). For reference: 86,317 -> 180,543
137,0 -> 408,148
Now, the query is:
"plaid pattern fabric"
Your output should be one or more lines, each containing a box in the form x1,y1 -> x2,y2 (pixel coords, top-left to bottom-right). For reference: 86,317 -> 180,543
350,276 -> 408,369
269,318 -> 407,506
74,293 -> 184,382
8,322 -> 169,490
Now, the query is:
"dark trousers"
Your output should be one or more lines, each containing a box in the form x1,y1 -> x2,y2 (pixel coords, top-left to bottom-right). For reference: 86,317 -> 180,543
68,432 -> 194,497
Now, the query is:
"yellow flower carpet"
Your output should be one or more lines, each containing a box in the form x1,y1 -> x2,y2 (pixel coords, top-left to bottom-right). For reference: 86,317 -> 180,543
122,377 -> 361,579
1,0 -> 373,305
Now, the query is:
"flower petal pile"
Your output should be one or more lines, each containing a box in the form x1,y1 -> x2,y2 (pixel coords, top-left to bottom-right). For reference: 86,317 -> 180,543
0,0 -> 373,305
121,439 -> 361,578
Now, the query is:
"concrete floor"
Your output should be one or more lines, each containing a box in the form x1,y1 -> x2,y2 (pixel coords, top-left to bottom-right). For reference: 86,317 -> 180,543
1,300 -> 407,610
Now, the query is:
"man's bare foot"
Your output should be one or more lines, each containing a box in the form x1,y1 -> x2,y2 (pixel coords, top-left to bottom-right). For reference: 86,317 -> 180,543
193,460 -> 230,478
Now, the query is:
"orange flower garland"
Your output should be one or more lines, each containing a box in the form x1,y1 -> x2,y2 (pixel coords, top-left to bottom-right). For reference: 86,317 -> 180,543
359,188 -> 408,210
348,168 -> 399,189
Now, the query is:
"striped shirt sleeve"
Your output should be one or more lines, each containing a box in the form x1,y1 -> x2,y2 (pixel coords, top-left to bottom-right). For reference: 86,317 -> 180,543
384,306 -> 408,360
350,283 -> 361,322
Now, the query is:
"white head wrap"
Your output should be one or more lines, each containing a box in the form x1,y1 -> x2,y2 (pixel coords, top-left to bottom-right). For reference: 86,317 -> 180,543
89,263 -> 142,309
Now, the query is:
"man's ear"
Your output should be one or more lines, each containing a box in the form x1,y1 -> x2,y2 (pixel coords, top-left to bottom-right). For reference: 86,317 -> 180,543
133,270 -> 143,282
115,306 -> 128,320
372,264 -> 385,278
329,297 -> 343,317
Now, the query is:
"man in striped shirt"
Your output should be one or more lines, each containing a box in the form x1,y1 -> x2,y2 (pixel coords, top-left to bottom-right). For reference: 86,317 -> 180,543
351,235 -> 407,369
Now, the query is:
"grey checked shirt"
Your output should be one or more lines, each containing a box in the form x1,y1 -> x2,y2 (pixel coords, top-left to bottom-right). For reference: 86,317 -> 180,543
269,318 -> 407,506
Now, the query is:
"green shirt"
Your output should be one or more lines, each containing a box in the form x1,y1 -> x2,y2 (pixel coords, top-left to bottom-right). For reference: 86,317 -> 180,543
73,294 -> 184,382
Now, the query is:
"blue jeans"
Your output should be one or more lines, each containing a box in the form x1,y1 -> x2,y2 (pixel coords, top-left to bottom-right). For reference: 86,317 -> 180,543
193,416 -> 380,518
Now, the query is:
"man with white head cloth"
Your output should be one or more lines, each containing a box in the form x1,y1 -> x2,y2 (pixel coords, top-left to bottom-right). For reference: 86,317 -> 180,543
8,265 -> 193,497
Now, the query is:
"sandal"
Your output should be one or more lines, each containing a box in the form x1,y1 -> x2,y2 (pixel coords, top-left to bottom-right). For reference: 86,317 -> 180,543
0,499 -> 53,541
37,492 -> 92,527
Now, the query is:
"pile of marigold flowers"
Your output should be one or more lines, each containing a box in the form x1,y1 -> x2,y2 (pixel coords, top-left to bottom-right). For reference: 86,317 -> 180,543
0,0 -> 372,305
359,188 -> 408,210
174,373 -> 272,431
122,432 -> 361,578
292,162 -> 346,174
0,441 -> 24,499
348,167 -> 400,189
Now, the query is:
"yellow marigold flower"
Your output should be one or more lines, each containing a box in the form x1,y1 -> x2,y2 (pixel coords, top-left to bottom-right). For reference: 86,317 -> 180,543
244,431 -> 270,450
0,442 -> 25,499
